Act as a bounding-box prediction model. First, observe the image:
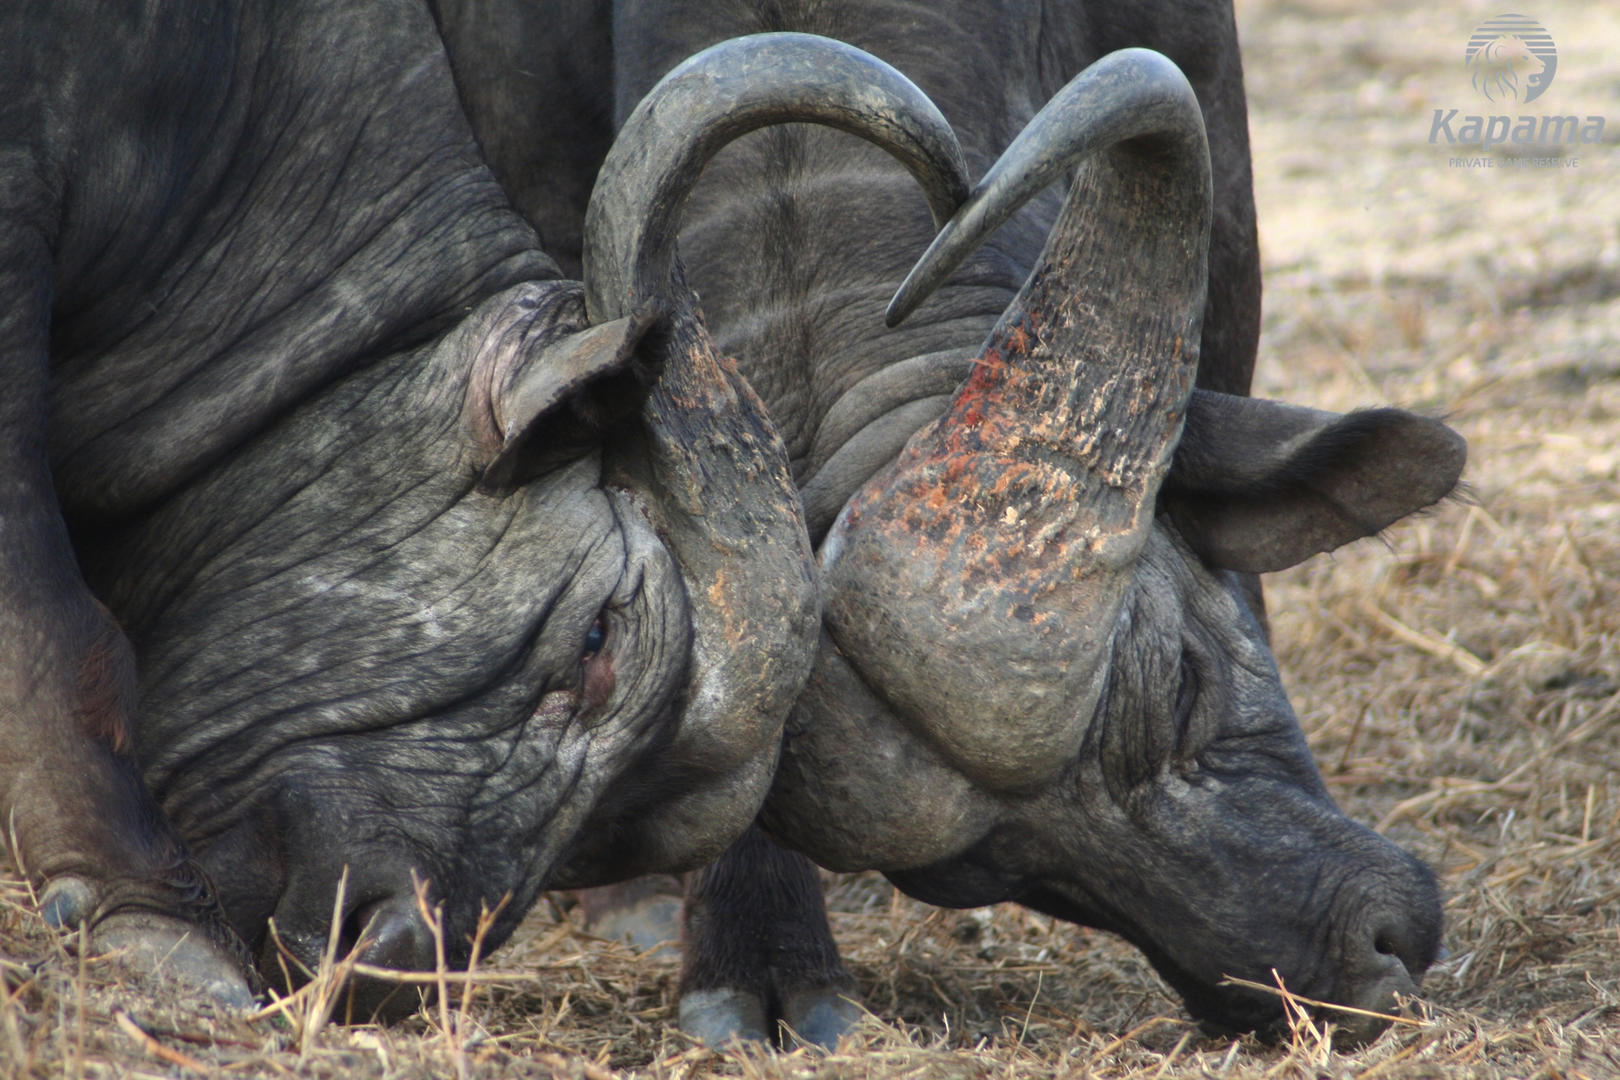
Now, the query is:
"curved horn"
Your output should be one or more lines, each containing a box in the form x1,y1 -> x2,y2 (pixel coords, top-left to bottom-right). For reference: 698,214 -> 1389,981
583,32 -> 970,324
813,50 -> 1214,790
887,47 -> 1210,327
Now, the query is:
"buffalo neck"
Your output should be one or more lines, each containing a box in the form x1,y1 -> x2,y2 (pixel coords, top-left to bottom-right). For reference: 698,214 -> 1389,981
613,1 -> 1068,541
676,130 -> 1061,541
41,0 -> 556,523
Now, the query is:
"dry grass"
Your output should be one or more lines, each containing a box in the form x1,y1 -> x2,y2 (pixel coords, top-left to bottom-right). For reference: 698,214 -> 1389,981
6,1 -> 1620,1076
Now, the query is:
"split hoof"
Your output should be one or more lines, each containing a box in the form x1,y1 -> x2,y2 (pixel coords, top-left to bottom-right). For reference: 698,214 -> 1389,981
678,985 -> 861,1049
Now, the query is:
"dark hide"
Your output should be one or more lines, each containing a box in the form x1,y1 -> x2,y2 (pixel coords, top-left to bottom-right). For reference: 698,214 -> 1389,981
0,0 -> 819,1016
428,0 -> 613,278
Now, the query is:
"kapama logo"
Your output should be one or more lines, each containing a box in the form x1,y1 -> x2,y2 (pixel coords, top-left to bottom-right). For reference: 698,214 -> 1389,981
1465,14 -> 1556,103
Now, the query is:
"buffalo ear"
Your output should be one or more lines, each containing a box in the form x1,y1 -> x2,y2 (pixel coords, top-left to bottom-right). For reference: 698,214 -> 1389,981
1161,390 -> 1466,573
478,305 -> 665,493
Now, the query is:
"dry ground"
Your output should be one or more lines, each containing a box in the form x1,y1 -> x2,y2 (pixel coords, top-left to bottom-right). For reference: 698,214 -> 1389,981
5,1 -> 1620,1077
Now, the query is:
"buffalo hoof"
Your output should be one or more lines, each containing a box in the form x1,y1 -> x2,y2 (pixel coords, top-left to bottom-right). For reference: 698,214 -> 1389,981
577,879 -> 684,954
780,985 -> 862,1048
677,987 -> 771,1045
38,876 -> 97,930
677,985 -> 860,1049
589,892 -> 683,954
93,909 -> 257,1010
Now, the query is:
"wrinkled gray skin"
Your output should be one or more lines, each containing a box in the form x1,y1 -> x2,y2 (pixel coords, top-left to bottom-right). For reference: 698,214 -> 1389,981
443,0 -> 1463,1046
0,0 -> 831,1016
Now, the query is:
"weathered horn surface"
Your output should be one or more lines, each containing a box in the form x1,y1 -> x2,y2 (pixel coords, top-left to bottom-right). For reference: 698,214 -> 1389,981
543,32 -> 973,877
582,31 -> 970,324
819,49 -> 1213,791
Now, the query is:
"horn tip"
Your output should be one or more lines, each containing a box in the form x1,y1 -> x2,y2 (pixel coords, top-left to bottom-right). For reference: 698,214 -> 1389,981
885,283 -> 920,328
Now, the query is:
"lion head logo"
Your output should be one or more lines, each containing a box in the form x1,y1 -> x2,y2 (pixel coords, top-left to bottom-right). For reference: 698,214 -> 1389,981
1466,14 -> 1556,103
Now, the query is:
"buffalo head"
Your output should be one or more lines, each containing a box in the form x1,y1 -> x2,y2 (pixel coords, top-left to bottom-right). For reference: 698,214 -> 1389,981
762,49 -> 1459,1041
44,29 -> 965,1018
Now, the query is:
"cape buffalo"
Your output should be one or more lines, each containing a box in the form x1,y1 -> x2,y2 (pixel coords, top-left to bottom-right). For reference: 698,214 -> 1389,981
0,1 -> 978,1017
444,0 -> 1464,1047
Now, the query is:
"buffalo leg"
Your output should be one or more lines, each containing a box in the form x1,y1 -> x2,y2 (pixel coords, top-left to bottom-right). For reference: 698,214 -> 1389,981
0,214 -> 253,1005
0,541 -> 254,1005
679,825 -> 858,1048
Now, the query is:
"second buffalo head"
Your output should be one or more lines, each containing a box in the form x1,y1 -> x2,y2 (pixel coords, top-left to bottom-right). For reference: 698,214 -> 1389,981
762,49 -> 1460,1043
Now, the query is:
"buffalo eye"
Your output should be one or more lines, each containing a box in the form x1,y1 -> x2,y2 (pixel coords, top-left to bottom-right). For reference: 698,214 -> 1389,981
580,616 -> 616,713
582,618 -> 608,661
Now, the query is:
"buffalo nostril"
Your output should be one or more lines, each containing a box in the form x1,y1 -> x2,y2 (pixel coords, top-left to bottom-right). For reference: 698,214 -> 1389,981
352,898 -> 436,972
261,892 -> 440,1022
338,897 -> 438,1023
1368,916 -> 1438,976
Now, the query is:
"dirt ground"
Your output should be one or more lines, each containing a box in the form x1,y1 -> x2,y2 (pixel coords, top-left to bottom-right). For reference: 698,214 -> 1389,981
5,2 -> 1619,1077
